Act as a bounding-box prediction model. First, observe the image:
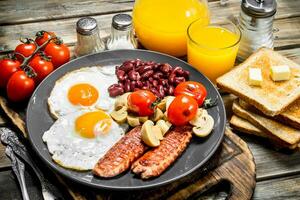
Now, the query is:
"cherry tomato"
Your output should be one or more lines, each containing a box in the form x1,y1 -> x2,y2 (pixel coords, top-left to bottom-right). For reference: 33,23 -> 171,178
174,81 -> 207,107
44,41 -> 70,68
7,71 -> 35,102
35,31 -> 56,47
29,54 -> 54,83
0,58 -> 21,88
167,95 -> 198,126
14,39 -> 37,61
127,90 -> 157,116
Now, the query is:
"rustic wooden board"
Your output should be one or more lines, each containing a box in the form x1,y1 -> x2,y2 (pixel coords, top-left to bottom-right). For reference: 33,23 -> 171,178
0,0 -> 134,25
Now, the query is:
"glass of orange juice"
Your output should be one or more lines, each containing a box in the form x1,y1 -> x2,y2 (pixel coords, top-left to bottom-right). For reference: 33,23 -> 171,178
187,20 -> 241,83
132,0 -> 210,57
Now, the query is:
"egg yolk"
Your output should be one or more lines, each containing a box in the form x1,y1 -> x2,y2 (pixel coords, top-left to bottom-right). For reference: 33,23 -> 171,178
68,83 -> 99,106
75,111 -> 112,138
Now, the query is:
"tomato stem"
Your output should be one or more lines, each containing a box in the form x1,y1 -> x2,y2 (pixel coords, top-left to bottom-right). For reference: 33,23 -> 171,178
203,97 -> 218,109
15,32 -> 58,78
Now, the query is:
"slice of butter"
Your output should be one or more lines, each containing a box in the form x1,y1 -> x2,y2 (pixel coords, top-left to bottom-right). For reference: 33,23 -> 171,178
270,65 -> 291,81
248,68 -> 262,86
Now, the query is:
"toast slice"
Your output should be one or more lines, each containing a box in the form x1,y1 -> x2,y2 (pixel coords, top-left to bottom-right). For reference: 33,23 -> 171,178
239,99 -> 300,129
232,100 -> 300,147
230,115 -> 300,150
230,115 -> 265,137
217,48 -> 300,116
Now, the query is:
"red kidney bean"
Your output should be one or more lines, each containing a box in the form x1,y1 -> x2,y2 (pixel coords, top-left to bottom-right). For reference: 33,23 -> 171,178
174,77 -> 185,85
141,70 -> 154,79
157,85 -> 165,98
153,72 -> 163,79
116,70 -> 126,81
173,66 -> 184,75
130,81 -> 136,90
136,80 -> 143,88
153,64 -> 160,70
169,73 -> 176,83
120,62 -> 134,72
149,77 -> 154,82
108,84 -> 124,97
159,79 -> 168,86
128,70 -> 140,81
138,65 -> 153,74
183,70 -> 190,79
167,85 -> 174,95
160,63 -> 172,73
153,80 -> 158,87
141,86 -> 148,90
150,87 -> 160,97
124,80 -> 131,92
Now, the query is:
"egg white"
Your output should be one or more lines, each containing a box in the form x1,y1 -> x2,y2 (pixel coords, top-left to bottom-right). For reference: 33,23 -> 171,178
43,110 -> 127,171
48,66 -> 117,119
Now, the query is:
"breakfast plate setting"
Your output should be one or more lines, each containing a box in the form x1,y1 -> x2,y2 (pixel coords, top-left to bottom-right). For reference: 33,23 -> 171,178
1,0 -> 300,199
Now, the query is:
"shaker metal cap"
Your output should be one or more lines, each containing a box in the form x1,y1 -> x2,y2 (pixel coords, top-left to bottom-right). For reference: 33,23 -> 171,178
76,17 -> 98,35
112,14 -> 132,31
241,0 -> 277,18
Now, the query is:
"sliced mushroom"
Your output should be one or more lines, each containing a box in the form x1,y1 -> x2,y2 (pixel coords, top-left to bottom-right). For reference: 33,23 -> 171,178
141,120 -> 160,147
189,108 -> 209,127
192,115 -> 214,137
127,114 -> 140,127
115,92 -> 131,110
156,120 -> 172,136
110,106 -> 128,124
165,96 -> 175,111
156,98 -> 167,111
139,116 -> 148,123
153,125 -> 163,140
150,108 -> 164,122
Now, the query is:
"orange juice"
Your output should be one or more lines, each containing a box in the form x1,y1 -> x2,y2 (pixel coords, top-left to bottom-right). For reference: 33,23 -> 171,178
133,0 -> 209,57
187,21 -> 241,83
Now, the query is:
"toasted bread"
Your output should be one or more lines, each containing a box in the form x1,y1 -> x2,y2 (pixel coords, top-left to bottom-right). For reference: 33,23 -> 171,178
239,99 -> 300,129
217,48 -> 300,116
230,115 -> 265,137
230,115 -> 298,149
232,100 -> 300,146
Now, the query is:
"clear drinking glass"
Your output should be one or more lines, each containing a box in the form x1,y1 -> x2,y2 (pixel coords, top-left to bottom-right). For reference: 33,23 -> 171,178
187,20 -> 241,83
132,0 -> 210,57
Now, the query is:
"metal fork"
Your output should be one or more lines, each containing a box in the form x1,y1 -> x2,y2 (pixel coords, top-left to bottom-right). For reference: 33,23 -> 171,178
1,127 -> 64,200
5,146 -> 30,200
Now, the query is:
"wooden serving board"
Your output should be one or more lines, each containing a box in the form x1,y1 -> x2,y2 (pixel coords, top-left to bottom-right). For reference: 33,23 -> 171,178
0,95 -> 256,200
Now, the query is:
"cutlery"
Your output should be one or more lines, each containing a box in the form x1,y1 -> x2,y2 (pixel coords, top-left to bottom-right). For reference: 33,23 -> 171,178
5,146 -> 30,200
0,127 -> 64,200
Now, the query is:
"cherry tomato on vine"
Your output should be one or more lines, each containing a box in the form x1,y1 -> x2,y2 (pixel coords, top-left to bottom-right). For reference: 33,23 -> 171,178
29,54 -> 54,83
0,58 -> 21,88
44,40 -> 70,68
174,81 -> 207,107
127,90 -> 157,116
7,71 -> 35,102
14,38 -> 37,61
167,95 -> 198,126
35,31 -> 55,47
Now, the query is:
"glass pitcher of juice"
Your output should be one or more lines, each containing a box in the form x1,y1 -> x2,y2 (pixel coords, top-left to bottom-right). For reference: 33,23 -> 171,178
132,0 -> 210,57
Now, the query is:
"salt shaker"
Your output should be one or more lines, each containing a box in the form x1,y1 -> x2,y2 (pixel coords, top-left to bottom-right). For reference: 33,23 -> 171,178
237,0 -> 277,60
75,17 -> 105,57
106,14 -> 137,50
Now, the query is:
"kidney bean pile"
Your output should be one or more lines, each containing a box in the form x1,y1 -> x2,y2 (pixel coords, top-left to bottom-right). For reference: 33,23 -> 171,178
108,59 -> 190,98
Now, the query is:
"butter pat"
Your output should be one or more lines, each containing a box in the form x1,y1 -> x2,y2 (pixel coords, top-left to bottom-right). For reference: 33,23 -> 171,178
270,65 -> 291,81
248,68 -> 262,86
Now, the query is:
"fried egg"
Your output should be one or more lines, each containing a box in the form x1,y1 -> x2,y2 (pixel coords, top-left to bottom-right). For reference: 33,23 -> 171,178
43,110 -> 126,170
48,66 -> 116,118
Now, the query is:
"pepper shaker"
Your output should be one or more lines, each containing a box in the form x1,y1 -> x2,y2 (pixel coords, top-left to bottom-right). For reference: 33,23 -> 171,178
75,17 -> 105,57
237,0 -> 277,60
106,14 -> 137,50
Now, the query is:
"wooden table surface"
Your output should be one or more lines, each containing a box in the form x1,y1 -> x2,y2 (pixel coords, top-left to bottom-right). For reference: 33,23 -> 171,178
1,0 -> 300,199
